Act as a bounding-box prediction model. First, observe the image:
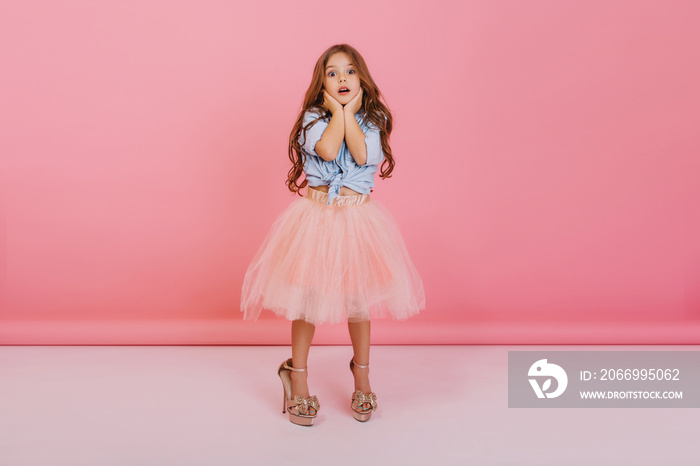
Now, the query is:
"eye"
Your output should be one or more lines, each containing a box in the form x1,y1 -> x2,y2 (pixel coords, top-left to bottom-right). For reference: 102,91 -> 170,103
328,71 -> 336,77
348,69 -> 355,74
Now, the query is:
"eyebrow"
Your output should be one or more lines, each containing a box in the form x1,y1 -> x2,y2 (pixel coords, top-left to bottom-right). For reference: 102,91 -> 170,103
325,64 -> 354,70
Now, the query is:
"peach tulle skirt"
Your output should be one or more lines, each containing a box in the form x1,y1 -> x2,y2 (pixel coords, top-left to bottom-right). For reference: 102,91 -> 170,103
240,187 -> 425,325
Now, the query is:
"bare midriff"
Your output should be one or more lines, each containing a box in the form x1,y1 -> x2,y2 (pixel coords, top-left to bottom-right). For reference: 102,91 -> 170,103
309,185 -> 363,196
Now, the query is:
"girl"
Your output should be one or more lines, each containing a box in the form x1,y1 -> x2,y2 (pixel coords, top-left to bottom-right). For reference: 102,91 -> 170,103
240,44 -> 425,426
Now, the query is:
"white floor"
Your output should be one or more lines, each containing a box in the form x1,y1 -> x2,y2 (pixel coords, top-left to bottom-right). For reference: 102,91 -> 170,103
0,345 -> 697,466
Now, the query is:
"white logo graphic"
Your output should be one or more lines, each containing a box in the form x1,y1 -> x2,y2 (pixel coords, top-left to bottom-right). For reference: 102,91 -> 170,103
528,359 -> 568,398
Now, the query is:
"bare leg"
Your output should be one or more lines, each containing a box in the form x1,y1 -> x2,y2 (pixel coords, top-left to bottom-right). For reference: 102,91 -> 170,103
348,319 -> 372,410
291,319 -> 316,413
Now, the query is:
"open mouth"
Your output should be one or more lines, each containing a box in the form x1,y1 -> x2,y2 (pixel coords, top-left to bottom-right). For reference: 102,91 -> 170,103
339,87 -> 350,95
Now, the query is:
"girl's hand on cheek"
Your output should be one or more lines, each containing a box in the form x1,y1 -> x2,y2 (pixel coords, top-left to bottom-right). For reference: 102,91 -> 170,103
344,87 -> 363,115
323,90 -> 344,115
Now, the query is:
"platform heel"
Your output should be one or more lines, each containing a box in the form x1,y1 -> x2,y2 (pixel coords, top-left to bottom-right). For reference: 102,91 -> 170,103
277,358 -> 320,426
349,358 -> 378,422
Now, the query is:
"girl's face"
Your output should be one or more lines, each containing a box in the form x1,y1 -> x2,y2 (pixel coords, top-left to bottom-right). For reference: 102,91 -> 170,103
323,52 -> 361,106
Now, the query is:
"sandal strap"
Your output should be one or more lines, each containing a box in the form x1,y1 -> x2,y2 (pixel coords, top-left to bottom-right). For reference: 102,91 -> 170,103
352,358 -> 369,369
283,358 -> 307,372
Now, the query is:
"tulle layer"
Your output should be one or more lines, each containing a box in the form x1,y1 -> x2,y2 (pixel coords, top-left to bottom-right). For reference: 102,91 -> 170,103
240,188 -> 425,325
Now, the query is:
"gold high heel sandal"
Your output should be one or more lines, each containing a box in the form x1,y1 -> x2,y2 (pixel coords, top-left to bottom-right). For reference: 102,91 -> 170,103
277,358 -> 320,426
349,358 -> 378,422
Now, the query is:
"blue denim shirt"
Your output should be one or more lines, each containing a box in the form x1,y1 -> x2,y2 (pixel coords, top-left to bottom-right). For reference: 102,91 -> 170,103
298,109 -> 385,205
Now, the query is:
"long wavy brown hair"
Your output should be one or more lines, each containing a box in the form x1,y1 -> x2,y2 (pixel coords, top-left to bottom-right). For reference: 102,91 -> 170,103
286,44 -> 395,195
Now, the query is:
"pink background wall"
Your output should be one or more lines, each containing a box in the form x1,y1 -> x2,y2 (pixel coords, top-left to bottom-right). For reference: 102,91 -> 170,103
1,1 -> 698,344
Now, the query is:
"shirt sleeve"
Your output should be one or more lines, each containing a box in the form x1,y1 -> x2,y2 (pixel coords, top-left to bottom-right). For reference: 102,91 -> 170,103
299,110 -> 328,157
362,118 -> 385,166
363,125 -> 384,166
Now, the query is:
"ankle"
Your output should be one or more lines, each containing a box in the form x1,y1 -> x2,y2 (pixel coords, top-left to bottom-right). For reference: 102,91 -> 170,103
352,357 -> 369,367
